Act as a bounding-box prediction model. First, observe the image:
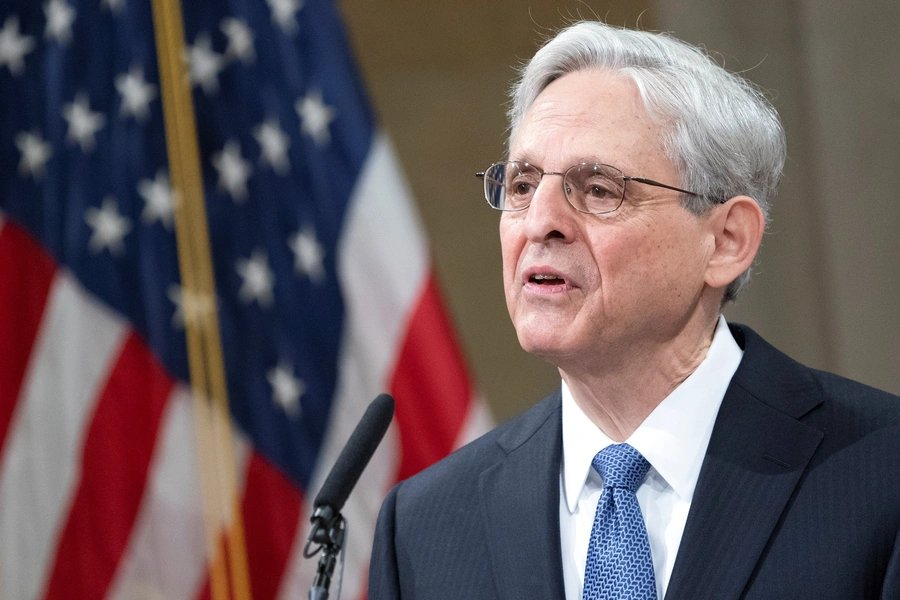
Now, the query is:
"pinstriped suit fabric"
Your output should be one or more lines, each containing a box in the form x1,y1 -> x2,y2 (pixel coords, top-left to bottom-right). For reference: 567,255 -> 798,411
370,325 -> 900,600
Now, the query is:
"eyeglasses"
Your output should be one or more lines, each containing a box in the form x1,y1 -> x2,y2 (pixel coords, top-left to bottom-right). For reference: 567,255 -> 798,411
476,161 -> 713,215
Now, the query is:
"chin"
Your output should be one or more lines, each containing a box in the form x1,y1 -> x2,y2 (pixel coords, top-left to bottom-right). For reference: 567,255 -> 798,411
514,328 -> 572,364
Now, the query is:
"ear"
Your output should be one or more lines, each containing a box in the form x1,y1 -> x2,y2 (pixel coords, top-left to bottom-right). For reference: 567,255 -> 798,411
704,195 -> 765,291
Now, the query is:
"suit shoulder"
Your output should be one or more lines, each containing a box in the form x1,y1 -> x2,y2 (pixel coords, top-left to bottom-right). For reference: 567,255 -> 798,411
809,366 -> 899,400
731,322 -> 900,426
807,367 -> 900,423
393,389 -> 561,505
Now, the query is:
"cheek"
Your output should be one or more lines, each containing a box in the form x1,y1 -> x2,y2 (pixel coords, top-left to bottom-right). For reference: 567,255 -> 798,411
498,219 -> 522,306
499,219 -> 520,276
631,224 -> 708,293
583,226 -> 636,281
582,222 -> 673,302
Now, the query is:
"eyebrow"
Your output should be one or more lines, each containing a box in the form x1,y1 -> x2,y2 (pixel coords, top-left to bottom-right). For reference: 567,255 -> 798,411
507,156 -> 617,169
506,153 -> 533,164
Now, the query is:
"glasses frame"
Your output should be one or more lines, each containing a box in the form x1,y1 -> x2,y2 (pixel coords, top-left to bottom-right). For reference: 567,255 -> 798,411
476,161 -> 722,215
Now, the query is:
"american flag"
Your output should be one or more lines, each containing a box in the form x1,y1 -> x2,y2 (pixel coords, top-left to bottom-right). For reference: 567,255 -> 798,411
0,0 -> 491,598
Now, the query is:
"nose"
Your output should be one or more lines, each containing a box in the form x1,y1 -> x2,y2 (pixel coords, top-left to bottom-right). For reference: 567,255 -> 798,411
522,172 -> 578,244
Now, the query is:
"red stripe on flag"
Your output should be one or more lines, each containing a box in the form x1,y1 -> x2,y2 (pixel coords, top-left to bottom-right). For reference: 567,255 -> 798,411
390,273 -> 472,481
243,452 -> 304,600
0,222 -> 57,454
194,577 -> 211,600
41,333 -> 173,600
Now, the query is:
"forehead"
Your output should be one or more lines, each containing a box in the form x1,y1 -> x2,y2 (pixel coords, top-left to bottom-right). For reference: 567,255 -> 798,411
510,69 -> 667,171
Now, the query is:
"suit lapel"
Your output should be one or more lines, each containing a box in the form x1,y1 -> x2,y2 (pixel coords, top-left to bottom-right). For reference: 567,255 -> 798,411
479,392 -> 567,600
665,325 -> 825,600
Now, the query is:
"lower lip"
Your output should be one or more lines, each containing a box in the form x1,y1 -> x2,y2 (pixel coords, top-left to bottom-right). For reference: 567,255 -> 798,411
523,281 -> 573,295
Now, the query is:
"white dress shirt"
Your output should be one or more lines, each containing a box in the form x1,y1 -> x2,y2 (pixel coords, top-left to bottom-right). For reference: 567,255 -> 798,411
559,316 -> 743,600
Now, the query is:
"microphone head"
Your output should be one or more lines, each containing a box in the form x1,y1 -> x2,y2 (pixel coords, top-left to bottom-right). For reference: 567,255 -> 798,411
313,393 -> 395,513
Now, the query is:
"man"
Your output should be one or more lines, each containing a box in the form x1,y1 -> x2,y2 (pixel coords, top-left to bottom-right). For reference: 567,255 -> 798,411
369,21 -> 900,600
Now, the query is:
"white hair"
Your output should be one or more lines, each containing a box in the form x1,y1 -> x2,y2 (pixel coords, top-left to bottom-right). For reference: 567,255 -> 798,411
509,22 -> 787,302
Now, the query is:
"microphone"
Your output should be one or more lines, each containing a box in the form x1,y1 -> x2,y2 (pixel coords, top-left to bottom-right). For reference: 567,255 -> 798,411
314,392 -> 395,514
306,393 -> 395,600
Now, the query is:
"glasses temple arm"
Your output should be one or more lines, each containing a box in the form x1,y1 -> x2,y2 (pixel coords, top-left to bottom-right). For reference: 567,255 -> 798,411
626,175 -> 728,203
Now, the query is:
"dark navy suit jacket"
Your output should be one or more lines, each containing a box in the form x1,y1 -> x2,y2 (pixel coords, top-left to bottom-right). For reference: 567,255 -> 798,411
369,324 -> 900,599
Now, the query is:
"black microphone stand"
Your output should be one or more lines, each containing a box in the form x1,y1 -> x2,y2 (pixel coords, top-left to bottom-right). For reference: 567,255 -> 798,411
303,394 -> 395,599
305,505 -> 346,600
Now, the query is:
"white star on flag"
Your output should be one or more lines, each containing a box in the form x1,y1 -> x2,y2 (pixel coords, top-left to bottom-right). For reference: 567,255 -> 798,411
100,0 -> 125,13
167,284 -> 215,329
116,64 -> 158,122
211,140 -> 253,202
267,362 -> 305,417
62,92 -> 106,153
296,89 -> 336,147
221,18 -> 255,64
85,196 -> 132,256
0,16 -> 36,77
254,119 -> 291,175
138,170 -> 177,228
187,33 -> 226,95
15,131 -> 53,180
289,226 -> 325,284
266,0 -> 303,35
236,249 -> 275,307
44,0 -> 76,45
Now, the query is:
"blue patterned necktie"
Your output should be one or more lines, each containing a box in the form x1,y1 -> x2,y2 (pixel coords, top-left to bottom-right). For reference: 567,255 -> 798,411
582,443 -> 658,600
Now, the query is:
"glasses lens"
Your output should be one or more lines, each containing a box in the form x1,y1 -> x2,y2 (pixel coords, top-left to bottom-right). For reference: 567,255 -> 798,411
504,162 -> 540,210
483,163 -> 506,209
565,164 -> 626,214
484,162 -> 538,211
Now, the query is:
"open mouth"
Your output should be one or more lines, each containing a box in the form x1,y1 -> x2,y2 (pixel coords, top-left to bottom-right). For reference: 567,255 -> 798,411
529,273 -> 566,286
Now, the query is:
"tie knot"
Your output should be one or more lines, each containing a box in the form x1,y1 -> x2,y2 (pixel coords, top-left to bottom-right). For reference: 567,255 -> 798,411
592,443 -> 651,492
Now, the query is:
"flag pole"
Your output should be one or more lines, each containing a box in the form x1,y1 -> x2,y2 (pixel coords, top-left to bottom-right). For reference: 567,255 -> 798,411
148,0 -> 252,598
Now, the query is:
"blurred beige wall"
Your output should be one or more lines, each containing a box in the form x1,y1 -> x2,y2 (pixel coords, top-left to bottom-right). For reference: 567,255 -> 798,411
656,0 -> 900,396
340,0 -> 900,422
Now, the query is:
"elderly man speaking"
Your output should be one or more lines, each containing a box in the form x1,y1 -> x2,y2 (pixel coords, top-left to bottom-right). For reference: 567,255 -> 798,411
369,21 -> 900,600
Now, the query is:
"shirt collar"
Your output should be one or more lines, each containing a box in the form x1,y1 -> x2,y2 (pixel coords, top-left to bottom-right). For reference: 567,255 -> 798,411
561,315 -> 743,513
